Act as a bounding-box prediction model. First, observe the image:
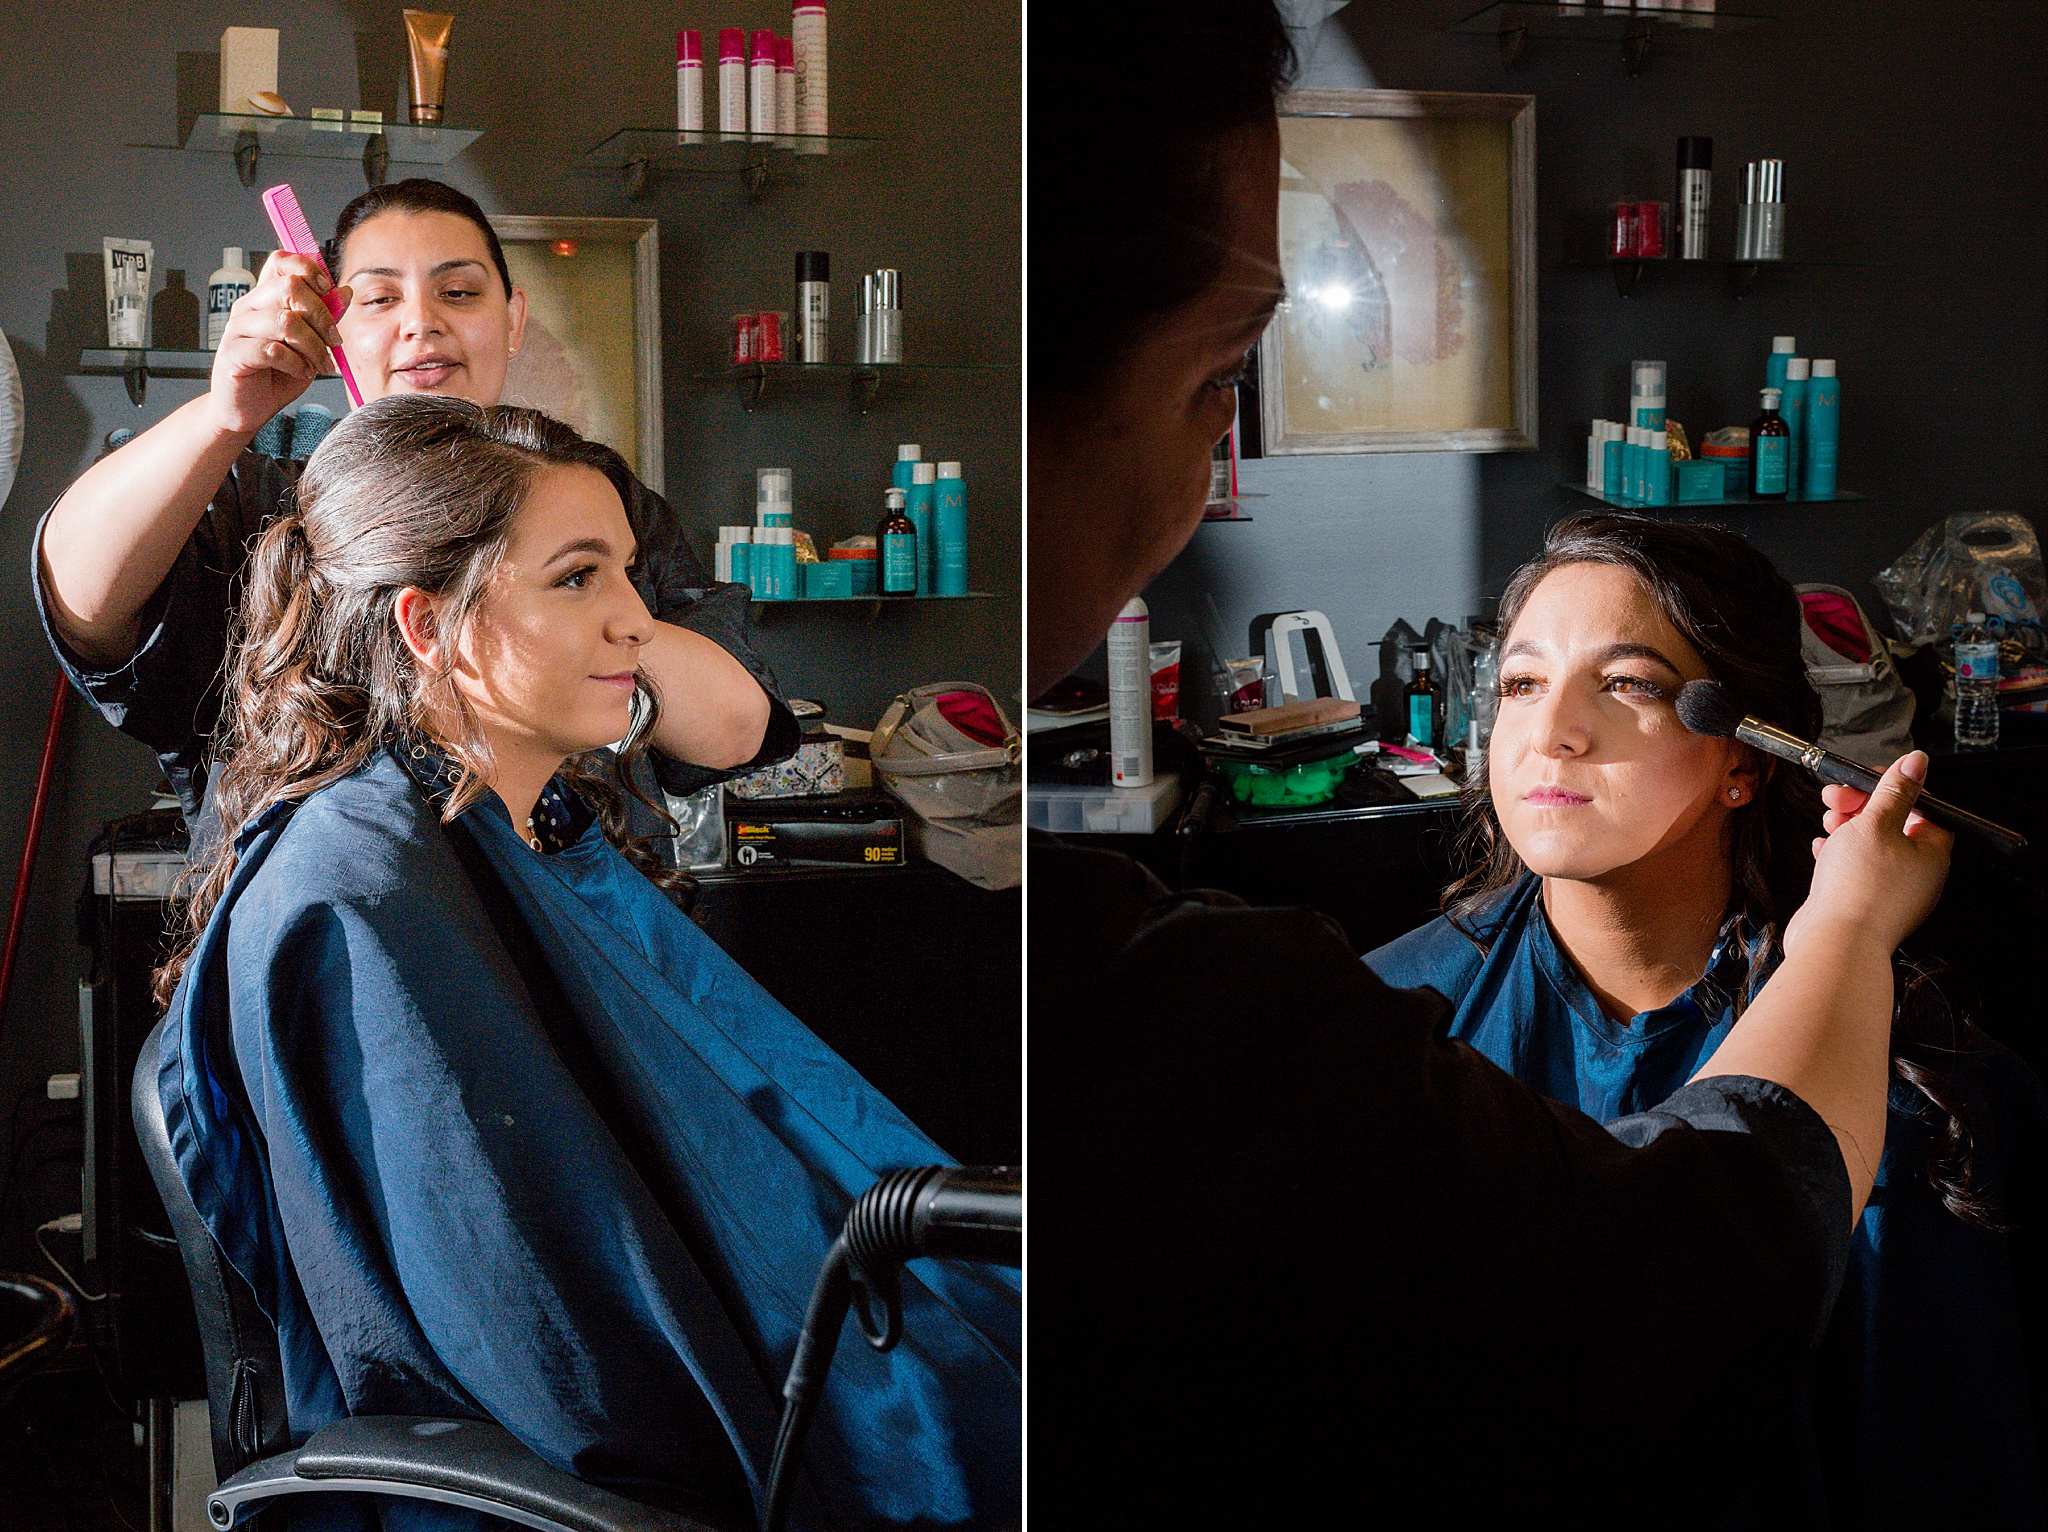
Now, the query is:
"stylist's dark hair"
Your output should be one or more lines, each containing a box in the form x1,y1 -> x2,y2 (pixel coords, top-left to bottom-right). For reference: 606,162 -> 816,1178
155,396 -> 681,1008
1449,513 -> 1999,1228
1029,0 -> 1295,401
324,177 -> 515,297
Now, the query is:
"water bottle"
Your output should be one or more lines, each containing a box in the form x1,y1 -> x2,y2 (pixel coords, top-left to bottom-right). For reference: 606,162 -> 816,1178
1954,611 -> 2001,751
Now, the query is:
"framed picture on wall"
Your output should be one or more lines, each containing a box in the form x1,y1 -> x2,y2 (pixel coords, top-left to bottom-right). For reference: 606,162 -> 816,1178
1256,88 -> 1536,456
487,215 -> 664,492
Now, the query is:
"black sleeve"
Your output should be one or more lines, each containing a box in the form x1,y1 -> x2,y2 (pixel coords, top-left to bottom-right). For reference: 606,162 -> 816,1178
31,452 -> 295,814
1030,841 -> 1851,1527
621,477 -> 800,797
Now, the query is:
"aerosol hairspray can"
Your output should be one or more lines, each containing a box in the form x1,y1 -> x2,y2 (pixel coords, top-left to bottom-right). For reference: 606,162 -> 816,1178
676,32 -> 703,133
874,268 -> 902,363
793,0 -> 828,137
1109,598 -> 1155,787
749,30 -> 778,135
1677,136 -> 1711,259
777,37 -> 796,135
796,251 -> 829,363
718,29 -> 747,135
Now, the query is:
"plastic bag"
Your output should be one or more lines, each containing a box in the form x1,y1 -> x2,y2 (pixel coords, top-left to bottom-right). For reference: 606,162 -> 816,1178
1873,512 -> 2048,646
870,684 -> 1021,890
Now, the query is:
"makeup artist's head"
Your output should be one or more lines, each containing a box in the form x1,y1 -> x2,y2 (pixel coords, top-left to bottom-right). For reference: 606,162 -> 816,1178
1452,515 -> 1823,941
326,179 -> 528,406
1027,1 -> 1293,697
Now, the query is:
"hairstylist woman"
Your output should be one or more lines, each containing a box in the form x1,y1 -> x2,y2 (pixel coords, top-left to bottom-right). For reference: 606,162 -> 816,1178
36,178 -> 795,830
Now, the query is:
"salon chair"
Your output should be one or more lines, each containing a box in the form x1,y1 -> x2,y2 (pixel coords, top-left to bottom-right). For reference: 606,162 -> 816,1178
133,1016 -> 1021,1531
0,1271 -> 77,1409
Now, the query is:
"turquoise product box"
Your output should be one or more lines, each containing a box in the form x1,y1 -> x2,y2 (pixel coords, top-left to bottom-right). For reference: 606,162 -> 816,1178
801,561 -> 853,599
847,557 -> 878,596
1676,460 -> 1723,503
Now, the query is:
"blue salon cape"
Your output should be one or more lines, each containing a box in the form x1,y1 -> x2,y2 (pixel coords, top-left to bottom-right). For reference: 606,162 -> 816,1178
1368,874 -> 2048,1529
159,749 -> 1020,1532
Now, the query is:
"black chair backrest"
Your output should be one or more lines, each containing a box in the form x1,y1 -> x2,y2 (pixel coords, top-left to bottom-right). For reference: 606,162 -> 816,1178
0,1272 -> 76,1408
132,1016 -> 291,1480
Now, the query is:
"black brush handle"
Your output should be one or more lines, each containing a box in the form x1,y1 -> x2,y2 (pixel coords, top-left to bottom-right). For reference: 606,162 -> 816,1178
1770,735 -> 2029,855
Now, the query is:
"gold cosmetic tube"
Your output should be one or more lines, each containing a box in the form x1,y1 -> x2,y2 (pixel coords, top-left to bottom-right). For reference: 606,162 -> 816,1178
404,10 -> 454,126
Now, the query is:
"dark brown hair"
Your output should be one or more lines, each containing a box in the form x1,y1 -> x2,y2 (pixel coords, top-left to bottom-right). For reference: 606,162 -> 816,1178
1449,513 -> 1997,1226
1029,0 -> 1295,401
155,395 -> 680,1007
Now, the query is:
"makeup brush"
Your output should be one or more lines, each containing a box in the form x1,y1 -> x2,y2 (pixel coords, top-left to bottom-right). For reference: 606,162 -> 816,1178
1675,679 -> 2027,855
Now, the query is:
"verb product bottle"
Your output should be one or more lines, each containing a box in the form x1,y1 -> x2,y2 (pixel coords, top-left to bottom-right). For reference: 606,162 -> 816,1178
1108,597 -> 1155,787
877,487 -> 917,597
796,251 -> 829,363
1676,137 -> 1712,259
907,461 -> 938,595
1750,387 -> 1790,499
718,29 -> 747,135
676,31 -> 703,132
1804,360 -> 1839,500
1407,650 -> 1440,750
935,461 -> 968,595
206,247 -> 254,351
1781,357 -> 1810,498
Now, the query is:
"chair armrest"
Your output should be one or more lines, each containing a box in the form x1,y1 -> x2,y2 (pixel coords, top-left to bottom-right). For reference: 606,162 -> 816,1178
208,1415 -> 734,1532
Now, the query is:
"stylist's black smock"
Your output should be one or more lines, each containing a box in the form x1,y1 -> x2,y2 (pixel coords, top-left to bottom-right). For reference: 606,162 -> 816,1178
32,450 -> 801,820
1031,835 -> 1853,1529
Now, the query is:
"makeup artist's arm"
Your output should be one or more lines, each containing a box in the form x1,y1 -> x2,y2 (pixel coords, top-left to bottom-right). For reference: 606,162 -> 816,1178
39,254 -> 346,667
1692,751 -> 1950,1221
637,620 -> 776,771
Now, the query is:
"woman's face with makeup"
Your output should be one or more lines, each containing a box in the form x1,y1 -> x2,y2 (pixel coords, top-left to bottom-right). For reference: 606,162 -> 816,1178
335,209 -> 527,406
1489,562 -> 1750,884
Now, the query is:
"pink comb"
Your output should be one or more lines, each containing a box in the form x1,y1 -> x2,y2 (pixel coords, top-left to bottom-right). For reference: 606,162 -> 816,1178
260,183 -> 364,408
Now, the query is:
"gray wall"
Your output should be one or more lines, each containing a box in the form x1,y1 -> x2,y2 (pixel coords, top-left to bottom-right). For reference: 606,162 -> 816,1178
0,0 -> 1018,1262
1145,0 -> 2048,719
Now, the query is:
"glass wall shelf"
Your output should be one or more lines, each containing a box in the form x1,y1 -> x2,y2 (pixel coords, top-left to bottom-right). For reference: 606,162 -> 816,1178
580,128 -> 877,200
1567,483 -> 1865,512
748,592 -> 998,622
75,347 -> 343,405
1451,1 -> 1770,71
696,360 -> 1012,414
139,113 -> 480,188
1567,255 -> 1887,298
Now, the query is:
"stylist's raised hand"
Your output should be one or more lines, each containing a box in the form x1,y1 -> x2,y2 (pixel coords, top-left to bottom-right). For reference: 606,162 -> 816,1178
205,252 -> 353,438
1786,750 -> 1951,960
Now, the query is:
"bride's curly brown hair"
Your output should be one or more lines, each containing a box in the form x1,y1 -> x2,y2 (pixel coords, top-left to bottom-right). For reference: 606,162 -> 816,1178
1448,513 -> 2000,1228
154,394 -> 683,1009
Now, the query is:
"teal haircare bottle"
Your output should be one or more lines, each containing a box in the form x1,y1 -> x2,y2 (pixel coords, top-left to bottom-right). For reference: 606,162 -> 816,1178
1750,388 -> 1790,500
1602,434 -> 1625,503
731,539 -> 754,595
1631,360 -> 1666,430
935,461 -> 968,595
1646,429 -> 1672,505
1804,360 -> 1839,500
893,443 -> 921,493
1780,357 -> 1809,499
907,461 -> 938,594
1766,335 -> 1794,398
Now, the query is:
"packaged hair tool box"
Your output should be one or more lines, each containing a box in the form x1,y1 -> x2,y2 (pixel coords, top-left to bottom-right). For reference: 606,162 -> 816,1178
726,789 -> 904,871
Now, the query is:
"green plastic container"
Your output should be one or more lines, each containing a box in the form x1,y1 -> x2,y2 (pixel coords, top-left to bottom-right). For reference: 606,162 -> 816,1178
1213,750 -> 1355,807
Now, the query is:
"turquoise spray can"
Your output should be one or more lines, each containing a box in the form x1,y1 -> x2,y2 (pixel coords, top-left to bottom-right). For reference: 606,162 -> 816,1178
935,461 -> 968,595
907,461 -> 938,594
1766,335 -> 1794,398
1803,360 -> 1839,500
1780,357 -> 1809,499
892,443 -> 921,493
